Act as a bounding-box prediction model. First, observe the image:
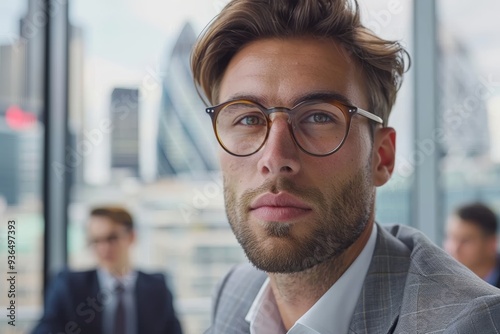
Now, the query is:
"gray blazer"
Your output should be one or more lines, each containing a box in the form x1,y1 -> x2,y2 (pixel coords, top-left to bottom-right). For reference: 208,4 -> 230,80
206,224 -> 500,333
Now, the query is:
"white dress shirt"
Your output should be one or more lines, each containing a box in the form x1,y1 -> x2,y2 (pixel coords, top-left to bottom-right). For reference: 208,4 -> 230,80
97,269 -> 138,334
245,224 -> 378,334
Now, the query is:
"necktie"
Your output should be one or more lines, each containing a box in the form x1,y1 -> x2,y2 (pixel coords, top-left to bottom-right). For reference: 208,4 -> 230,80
113,283 -> 126,334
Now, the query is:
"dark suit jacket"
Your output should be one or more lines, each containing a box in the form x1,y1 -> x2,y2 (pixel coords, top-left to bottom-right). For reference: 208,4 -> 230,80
205,224 -> 500,333
32,269 -> 183,334
492,255 -> 500,289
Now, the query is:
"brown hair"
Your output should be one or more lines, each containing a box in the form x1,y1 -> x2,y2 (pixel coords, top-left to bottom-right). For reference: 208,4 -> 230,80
454,203 -> 498,237
90,206 -> 134,231
191,0 -> 409,125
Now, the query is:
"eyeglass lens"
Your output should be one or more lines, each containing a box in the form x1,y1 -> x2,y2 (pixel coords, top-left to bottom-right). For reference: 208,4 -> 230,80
215,101 -> 348,156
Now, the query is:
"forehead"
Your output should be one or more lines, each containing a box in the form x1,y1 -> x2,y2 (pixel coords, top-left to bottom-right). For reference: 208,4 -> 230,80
447,216 -> 483,237
87,216 -> 123,234
219,37 -> 368,109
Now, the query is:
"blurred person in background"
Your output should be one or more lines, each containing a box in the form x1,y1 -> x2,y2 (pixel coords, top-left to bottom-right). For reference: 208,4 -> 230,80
191,0 -> 500,332
444,202 -> 500,288
32,206 -> 183,334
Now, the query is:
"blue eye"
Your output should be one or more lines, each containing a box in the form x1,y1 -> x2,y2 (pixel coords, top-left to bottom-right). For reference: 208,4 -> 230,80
238,114 -> 266,126
303,113 -> 334,123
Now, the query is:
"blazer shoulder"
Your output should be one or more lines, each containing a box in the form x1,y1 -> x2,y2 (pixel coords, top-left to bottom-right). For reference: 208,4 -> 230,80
217,263 -> 267,301
64,269 -> 97,279
210,263 -> 266,332
382,224 -> 499,292
136,270 -> 168,289
381,225 -> 500,333
49,268 -> 97,288
135,270 -> 175,300
137,270 -> 165,280
445,294 -> 500,332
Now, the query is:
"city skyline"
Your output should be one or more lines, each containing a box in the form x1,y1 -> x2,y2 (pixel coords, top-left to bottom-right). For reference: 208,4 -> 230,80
157,22 -> 219,177
1,1 -> 500,333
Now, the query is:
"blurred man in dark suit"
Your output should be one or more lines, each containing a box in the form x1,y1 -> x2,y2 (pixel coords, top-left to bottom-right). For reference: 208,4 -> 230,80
445,202 -> 500,288
32,206 -> 183,334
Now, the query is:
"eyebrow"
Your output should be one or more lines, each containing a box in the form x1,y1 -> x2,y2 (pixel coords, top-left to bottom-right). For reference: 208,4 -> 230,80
222,91 -> 355,108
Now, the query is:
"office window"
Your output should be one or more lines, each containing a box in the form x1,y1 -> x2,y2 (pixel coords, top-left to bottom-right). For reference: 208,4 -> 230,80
359,1 -> 414,226
0,0 -> 45,332
67,1 -> 234,333
438,0 -> 500,232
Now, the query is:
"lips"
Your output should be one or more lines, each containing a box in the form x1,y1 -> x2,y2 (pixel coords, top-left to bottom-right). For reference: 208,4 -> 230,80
249,192 -> 312,222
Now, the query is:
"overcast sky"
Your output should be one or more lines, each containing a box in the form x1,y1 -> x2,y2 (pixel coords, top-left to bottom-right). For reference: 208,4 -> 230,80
1,0 -> 498,75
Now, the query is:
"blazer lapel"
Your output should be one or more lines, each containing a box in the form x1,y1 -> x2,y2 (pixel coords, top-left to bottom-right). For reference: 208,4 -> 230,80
88,270 -> 103,333
213,264 -> 267,333
135,272 -> 148,332
348,225 -> 411,334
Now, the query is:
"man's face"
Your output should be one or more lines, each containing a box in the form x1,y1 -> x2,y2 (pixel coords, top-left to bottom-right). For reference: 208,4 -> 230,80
87,216 -> 134,273
217,37 -> 394,273
444,216 -> 496,269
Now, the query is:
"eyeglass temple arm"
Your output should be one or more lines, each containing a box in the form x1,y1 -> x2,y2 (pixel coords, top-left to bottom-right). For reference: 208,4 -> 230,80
356,108 -> 383,124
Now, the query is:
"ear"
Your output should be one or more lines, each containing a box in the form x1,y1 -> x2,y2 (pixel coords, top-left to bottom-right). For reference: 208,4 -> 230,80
371,127 -> 396,187
487,235 -> 497,253
128,230 -> 136,245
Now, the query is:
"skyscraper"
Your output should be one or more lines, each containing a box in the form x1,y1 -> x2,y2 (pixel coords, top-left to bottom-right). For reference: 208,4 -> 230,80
110,87 -> 140,177
157,22 -> 219,177
0,42 -> 26,113
0,130 -> 19,205
0,0 -> 46,206
438,30 -> 491,158
0,119 -> 42,206
20,0 -> 45,118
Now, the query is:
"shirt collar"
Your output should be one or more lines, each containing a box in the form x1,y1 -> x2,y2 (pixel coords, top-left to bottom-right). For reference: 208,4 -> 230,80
246,224 -> 378,334
245,278 -> 286,333
97,268 -> 138,291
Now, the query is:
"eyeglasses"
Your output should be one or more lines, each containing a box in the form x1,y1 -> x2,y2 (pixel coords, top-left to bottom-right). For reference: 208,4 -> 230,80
87,231 -> 129,247
206,99 -> 383,157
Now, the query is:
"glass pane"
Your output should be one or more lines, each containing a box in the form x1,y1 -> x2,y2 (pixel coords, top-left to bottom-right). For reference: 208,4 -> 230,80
438,0 -> 500,230
0,0 -> 45,332
357,0 -> 414,225
68,1 -> 240,333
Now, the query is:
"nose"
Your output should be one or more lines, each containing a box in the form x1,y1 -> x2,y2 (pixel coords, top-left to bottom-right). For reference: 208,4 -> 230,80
95,240 -> 113,254
257,113 -> 301,176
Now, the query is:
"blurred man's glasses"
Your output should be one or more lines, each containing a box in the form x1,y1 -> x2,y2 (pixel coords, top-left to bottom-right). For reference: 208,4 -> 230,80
88,232 -> 128,247
206,99 -> 383,157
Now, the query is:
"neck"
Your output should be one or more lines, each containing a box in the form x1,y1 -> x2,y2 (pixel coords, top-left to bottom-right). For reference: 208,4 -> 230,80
269,223 -> 373,330
108,260 -> 132,278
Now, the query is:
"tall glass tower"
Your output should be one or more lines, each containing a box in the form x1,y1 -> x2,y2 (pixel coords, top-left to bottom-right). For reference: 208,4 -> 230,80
157,22 -> 219,177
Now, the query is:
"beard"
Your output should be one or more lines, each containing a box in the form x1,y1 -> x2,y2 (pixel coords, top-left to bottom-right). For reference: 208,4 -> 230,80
224,161 -> 374,273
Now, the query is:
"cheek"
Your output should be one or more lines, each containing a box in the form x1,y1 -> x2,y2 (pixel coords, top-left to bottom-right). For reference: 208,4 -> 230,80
311,146 -> 366,182
220,153 -> 253,187
94,247 -> 108,258
463,244 -> 479,257
220,155 -> 236,185
339,125 -> 372,165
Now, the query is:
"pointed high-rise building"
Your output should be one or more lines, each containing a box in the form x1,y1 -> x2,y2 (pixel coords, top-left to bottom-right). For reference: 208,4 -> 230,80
157,22 -> 219,177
